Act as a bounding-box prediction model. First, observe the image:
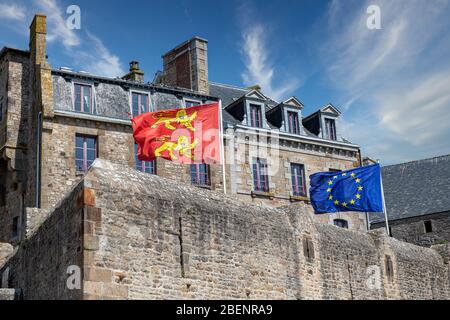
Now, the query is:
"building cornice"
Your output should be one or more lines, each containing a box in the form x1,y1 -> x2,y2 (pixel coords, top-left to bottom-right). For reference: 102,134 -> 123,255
232,125 -> 359,150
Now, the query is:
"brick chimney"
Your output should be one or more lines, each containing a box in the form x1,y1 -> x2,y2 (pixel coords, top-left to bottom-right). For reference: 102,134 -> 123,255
29,14 -> 48,66
161,36 -> 209,95
122,61 -> 145,83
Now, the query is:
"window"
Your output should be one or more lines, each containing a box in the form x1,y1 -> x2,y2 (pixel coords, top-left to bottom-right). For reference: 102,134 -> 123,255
12,216 -> 19,239
185,100 -> 201,108
132,92 -> 149,117
249,104 -> 263,128
385,255 -> 394,281
0,101 -> 3,121
291,164 -> 306,197
303,237 -> 315,261
324,118 -> 336,140
287,111 -> 300,134
334,219 -> 348,229
75,135 -> 97,173
329,168 -> 341,172
424,220 -> 433,233
190,164 -> 211,186
134,144 -> 156,174
74,83 -> 93,113
252,158 -> 269,192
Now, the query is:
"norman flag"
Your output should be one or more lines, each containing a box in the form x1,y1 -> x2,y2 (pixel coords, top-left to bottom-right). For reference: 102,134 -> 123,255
309,164 -> 383,214
131,103 -> 221,164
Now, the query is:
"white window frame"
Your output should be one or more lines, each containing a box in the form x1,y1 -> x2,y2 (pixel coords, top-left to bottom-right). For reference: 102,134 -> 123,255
72,81 -> 95,114
183,97 -> 202,108
129,90 -> 152,117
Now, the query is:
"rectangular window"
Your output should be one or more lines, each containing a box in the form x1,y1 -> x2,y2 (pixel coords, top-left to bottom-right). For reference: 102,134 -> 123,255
132,92 -> 149,117
291,164 -> 306,197
12,216 -> 19,239
385,255 -> 394,281
190,164 -> 211,186
252,158 -> 269,192
287,111 -> 300,134
334,219 -> 349,229
134,144 -> 156,174
185,100 -> 201,108
74,83 -> 93,113
250,104 -> 263,128
75,135 -> 97,173
424,220 -> 433,233
303,237 -> 315,261
324,118 -> 336,140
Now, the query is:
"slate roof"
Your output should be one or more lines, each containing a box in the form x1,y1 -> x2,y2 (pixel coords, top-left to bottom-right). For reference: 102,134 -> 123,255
209,82 -> 280,128
370,155 -> 450,223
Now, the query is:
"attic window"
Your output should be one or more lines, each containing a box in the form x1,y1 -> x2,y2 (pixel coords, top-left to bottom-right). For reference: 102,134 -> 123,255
132,92 -> 149,117
185,99 -> 201,108
324,118 -> 336,141
424,220 -> 433,233
287,111 -> 300,134
74,83 -> 93,114
249,104 -> 262,128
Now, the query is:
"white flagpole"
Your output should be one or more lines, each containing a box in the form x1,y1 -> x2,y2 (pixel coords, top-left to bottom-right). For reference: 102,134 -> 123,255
378,160 -> 390,236
218,100 -> 227,194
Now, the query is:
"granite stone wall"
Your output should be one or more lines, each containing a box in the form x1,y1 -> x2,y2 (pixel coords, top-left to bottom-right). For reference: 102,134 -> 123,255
1,159 -> 449,300
372,212 -> 450,247
0,180 -> 84,300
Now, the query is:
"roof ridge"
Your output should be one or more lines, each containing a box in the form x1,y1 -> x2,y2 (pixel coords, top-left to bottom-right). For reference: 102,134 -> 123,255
383,154 -> 450,169
209,81 -> 249,91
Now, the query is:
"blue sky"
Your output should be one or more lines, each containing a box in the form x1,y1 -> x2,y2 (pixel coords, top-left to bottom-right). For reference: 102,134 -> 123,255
1,0 -> 450,165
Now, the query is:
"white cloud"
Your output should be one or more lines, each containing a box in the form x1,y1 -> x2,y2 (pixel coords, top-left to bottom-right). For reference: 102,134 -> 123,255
320,0 -> 450,163
35,0 -> 80,48
31,0 -> 125,77
241,24 -> 299,101
77,32 -> 125,78
0,3 -> 26,21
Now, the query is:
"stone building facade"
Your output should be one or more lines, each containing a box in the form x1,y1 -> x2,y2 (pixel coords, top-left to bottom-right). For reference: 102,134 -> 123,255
370,155 -> 450,247
1,160 -> 448,300
0,13 -> 367,250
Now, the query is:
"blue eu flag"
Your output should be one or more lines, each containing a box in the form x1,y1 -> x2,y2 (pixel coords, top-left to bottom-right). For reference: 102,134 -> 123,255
310,164 -> 383,214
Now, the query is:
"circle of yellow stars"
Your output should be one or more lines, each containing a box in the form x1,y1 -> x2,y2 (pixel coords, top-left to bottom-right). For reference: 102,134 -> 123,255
326,172 -> 363,208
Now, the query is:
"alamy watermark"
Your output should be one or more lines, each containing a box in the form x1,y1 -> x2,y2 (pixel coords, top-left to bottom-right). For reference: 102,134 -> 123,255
66,5 -> 81,30
367,5 -> 381,30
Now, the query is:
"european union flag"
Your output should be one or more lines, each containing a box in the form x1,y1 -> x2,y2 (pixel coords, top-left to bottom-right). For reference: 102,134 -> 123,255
310,164 -> 383,214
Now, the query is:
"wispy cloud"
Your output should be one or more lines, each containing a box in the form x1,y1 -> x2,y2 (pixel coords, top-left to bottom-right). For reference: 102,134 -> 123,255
76,32 -> 125,78
240,24 -> 299,101
319,0 -> 450,163
0,3 -> 26,21
33,0 -> 124,77
35,0 -> 80,48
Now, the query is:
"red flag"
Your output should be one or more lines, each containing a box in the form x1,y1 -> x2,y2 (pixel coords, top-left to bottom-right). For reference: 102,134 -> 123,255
132,103 -> 221,164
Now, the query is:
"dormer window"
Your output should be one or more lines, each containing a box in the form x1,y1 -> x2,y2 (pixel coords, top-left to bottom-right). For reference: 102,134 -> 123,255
324,118 -> 336,140
74,83 -> 93,113
132,92 -> 149,117
287,111 -> 300,134
250,104 -> 262,128
185,99 -> 202,108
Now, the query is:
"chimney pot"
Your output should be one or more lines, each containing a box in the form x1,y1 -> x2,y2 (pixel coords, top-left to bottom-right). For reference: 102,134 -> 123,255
122,60 -> 145,83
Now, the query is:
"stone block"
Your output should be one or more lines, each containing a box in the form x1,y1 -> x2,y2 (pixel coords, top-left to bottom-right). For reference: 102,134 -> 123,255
84,267 -> 112,282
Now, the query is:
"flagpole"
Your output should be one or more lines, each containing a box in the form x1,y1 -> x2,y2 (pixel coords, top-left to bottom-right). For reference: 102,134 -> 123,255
378,160 -> 391,236
218,100 -> 227,195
